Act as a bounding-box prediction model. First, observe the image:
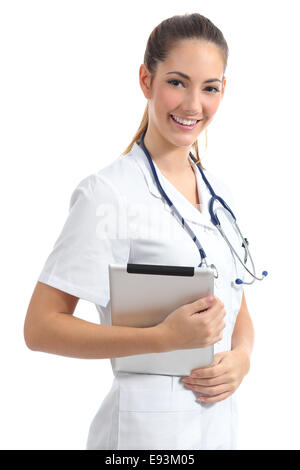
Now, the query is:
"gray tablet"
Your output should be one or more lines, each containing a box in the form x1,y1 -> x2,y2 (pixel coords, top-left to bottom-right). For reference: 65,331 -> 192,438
108,263 -> 214,376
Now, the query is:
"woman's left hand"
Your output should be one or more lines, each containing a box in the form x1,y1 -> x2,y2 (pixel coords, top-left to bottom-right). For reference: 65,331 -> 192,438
182,347 -> 250,403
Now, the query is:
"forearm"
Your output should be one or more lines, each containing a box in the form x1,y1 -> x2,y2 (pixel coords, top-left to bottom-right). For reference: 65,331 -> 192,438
26,312 -> 166,359
231,291 -> 254,358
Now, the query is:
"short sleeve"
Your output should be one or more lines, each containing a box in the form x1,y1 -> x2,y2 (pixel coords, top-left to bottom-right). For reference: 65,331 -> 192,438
38,173 -> 130,308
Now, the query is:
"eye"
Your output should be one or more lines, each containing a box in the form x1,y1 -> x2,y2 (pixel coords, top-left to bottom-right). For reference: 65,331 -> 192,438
204,86 -> 220,94
167,79 -> 184,88
167,80 -> 220,93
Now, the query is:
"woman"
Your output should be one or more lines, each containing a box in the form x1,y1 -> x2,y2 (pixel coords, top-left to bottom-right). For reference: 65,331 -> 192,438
24,13 -> 254,450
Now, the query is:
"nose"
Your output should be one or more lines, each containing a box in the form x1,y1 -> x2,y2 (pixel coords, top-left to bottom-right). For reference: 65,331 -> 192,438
182,88 -> 203,117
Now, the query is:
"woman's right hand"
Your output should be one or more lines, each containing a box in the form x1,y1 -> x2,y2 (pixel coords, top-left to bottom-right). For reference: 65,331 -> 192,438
157,296 -> 226,351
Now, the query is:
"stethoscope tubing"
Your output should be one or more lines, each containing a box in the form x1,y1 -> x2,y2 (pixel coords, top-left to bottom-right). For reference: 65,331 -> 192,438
138,130 -> 267,285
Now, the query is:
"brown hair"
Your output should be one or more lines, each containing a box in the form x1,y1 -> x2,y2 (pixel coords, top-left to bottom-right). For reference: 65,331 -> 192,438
121,12 -> 229,168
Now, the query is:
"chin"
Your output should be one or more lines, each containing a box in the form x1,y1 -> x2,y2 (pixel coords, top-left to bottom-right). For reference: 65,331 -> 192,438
169,134 -> 197,148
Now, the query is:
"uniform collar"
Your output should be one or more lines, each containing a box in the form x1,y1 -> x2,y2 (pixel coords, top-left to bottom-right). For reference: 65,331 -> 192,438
130,141 -> 215,230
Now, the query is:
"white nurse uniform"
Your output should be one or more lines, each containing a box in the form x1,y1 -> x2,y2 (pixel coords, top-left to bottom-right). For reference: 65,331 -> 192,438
38,141 -> 245,450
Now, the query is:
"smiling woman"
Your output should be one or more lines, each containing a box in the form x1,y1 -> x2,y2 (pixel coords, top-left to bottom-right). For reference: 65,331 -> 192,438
165,71 -> 222,133
25,12 -> 254,451
127,38 -> 226,181
122,15 -> 228,168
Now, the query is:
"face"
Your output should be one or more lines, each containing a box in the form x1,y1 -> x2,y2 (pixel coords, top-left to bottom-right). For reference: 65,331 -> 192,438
139,39 -> 226,149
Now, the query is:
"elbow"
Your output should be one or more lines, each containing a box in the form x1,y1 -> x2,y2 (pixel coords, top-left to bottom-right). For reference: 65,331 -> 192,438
23,329 -> 36,352
23,319 -> 41,351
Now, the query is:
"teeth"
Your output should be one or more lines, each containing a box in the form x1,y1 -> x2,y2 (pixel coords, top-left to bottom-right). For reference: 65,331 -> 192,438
171,114 -> 197,126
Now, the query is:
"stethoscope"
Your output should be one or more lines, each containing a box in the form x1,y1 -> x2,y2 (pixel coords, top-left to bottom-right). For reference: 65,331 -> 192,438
139,130 -> 268,286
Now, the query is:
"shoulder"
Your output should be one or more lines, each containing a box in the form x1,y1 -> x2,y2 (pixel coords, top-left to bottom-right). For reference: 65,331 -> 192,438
97,151 -> 139,185
69,150 -> 139,208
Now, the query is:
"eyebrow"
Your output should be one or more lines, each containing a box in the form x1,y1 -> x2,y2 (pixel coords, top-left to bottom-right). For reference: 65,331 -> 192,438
165,71 -> 222,83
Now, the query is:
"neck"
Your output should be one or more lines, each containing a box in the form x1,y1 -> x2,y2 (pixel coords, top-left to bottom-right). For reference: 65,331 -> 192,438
142,126 -> 193,176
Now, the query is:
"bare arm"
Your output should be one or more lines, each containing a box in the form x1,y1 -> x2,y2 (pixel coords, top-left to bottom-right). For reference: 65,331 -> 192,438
24,282 -> 165,359
231,290 -> 255,369
24,283 -> 226,360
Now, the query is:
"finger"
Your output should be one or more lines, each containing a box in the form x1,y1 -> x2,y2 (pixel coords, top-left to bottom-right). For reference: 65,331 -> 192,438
199,301 -> 224,321
197,391 -> 232,403
212,353 -> 225,365
189,295 -> 215,313
190,363 -> 226,379
209,310 -> 227,331
185,383 -> 231,396
189,352 -> 227,377
199,307 -> 226,333
183,373 -> 231,387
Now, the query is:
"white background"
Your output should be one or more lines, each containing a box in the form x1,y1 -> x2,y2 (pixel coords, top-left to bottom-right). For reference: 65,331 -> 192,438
1,0 -> 299,450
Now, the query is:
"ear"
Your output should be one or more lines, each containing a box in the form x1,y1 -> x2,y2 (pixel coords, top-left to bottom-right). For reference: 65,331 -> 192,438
220,76 -> 226,99
139,63 -> 153,100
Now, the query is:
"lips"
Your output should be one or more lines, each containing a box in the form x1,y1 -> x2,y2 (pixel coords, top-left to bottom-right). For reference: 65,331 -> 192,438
170,114 -> 200,124
170,114 -> 201,130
